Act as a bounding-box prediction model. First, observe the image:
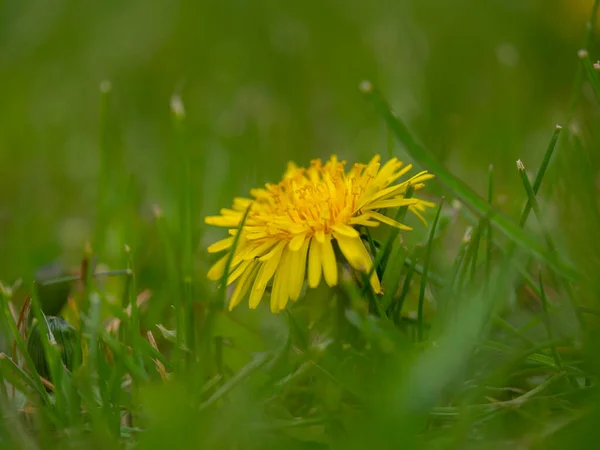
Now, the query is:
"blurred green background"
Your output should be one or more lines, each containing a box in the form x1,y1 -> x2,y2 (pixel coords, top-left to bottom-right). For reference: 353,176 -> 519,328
0,0 -> 595,281
2,1 -> 600,449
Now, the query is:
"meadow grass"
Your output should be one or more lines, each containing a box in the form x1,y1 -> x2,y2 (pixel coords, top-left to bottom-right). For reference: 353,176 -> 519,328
2,1 -> 600,449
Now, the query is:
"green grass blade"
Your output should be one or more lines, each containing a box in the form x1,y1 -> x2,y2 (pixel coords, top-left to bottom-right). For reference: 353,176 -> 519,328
538,273 -> 563,372
417,198 -> 444,341
361,83 -> 578,281
517,160 -> 556,252
393,251 -> 418,324
171,94 -> 196,360
567,0 -> 600,118
485,164 -> 494,282
0,293 -> 51,407
519,125 -> 562,227
199,352 -> 270,411
29,285 -> 68,422
579,49 -> 600,106
381,248 -> 408,312
469,223 -> 482,283
403,258 -> 444,287
152,205 -> 184,369
0,354 -> 47,402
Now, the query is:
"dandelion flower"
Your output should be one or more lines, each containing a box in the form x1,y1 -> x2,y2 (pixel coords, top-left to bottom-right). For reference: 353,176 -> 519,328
205,155 -> 434,313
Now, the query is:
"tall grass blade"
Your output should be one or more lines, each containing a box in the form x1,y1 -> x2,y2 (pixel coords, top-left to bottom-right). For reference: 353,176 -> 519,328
579,50 -> 600,106
417,198 -> 444,342
171,94 -> 195,359
516,160 -> 556,252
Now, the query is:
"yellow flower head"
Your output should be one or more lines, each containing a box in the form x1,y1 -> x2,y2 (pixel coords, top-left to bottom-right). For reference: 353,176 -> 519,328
205,155 -> 434,313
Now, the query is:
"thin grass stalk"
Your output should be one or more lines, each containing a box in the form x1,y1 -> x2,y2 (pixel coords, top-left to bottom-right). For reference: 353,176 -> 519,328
417,198 -> 444,342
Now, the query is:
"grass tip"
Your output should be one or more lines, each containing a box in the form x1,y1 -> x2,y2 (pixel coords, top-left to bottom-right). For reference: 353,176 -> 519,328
359,80 -> 373,93
124,244 -> 131,253
152,204 -> 164,218
516,159 -> 525,170
99,80 -> 112,93
578,49 -> 589,59
170,94 -> 186,118
463,226 -> 473,243
555,124 -> 562,130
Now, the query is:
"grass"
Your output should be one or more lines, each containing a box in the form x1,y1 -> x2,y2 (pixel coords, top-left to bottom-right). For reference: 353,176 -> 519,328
2,0 -> 600,449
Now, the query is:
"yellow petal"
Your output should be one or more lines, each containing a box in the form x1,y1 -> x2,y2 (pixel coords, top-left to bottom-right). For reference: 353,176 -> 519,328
259,240 -> 286,261
289,238 -> 310,300
207,255 -> 228,281
249,241 -> 286,308
308,237 -> 322,288
333,234 -> 382,294
364,198 -> 418,211
270,250 -> 290,314
418,200 -> 437,208
227,259 -> 253,285
349,216 -> 380,227
205,215 -> 240,227
409,205 -> 428,227
229,262 -> 258,310
242,239 -> 277,261
409,173 -> 435,184
289,233 -> 306,251
207,236 -> 234,253
366,211 -> 413,231
315,229 -> 325,243
369,269 -> 382,294
321,235 -> 338,287
331,224 -> 360,238
333,234 -> 368,271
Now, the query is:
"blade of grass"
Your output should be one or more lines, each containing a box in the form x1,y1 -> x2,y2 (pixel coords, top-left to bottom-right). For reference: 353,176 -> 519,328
438,227 -> 471,323
538,273 -> 563,372
517,160 -> 556,252
403,258 -> 444,288
152,205 -> 184,370
381,247 -> 408,312
124,246 -> 143,370
393,252 -> 418,324
567,0 -> 600,119
199,352 -> 270,411
29,284 -> 68,423
469,223 -> 482,284
361,83 -> 578,281
519,125 -> 562,228
171,94 -> 196,361
578,49 -> 600,106
0,353 -> 48,403
417,198 -> 444,342
0,291 -> 51,407
485,165 -> 493,282
38,269 -> 130,288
